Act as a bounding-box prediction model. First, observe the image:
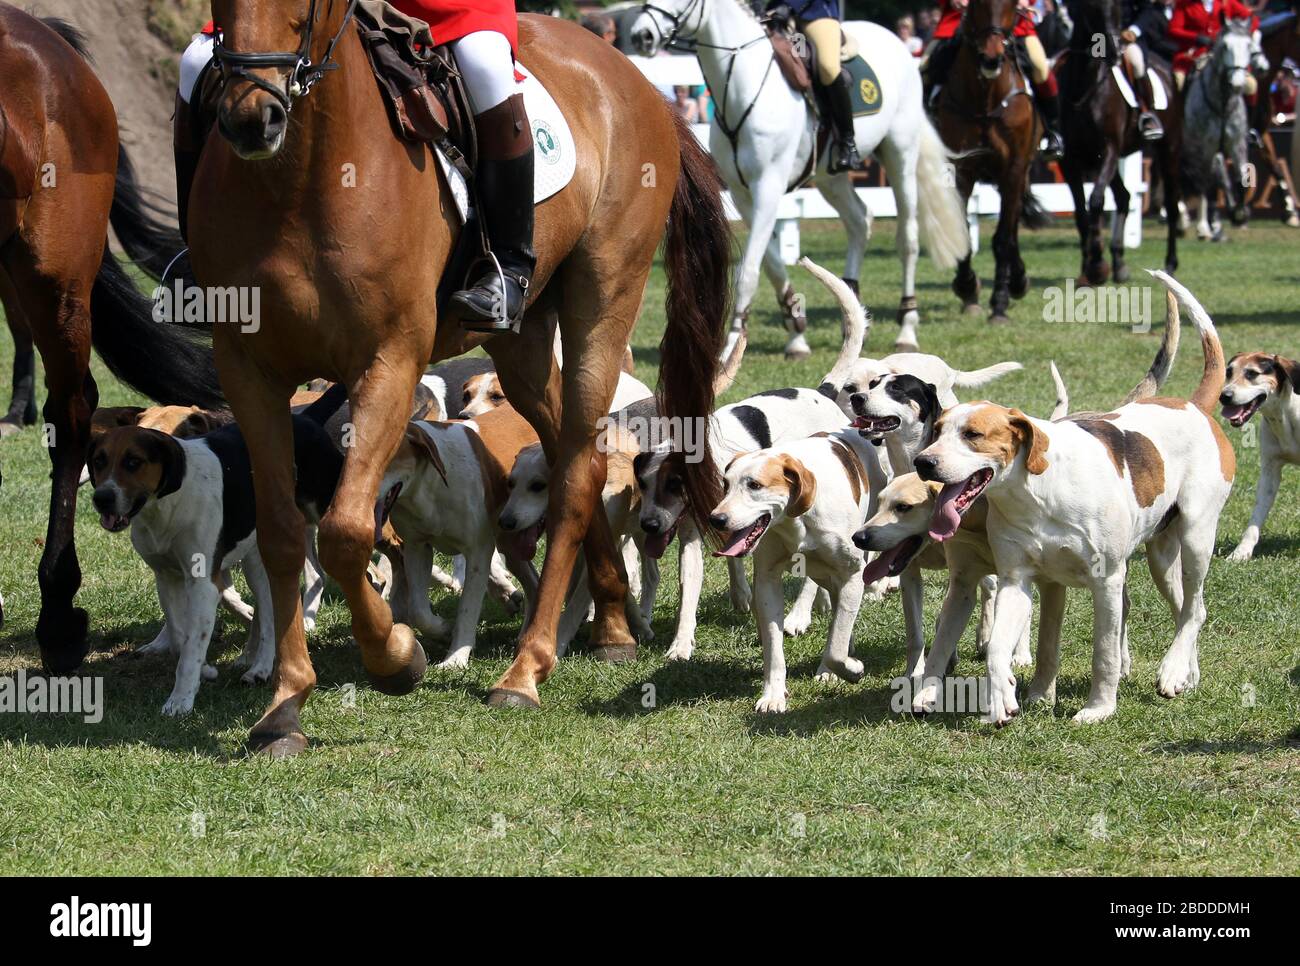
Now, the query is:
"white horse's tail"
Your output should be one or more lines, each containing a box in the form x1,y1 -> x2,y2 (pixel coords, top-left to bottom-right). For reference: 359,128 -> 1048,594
914,117 -> 970,270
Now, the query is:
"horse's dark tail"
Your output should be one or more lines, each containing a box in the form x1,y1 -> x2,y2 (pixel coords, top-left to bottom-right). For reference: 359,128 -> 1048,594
1021,186 -> 1052,229
110,145 -> 187,281
660,110 -> 731,539
90,251 -> 226,410
41,16 -> 90,60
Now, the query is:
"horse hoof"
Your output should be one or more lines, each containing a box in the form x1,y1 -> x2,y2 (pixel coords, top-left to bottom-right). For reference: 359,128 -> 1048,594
1113,266 -> 1130,283
38,607 -> 90,674
988,313 -> 1011,325
484,688 -> 541,709
366,624 -> 427,696
248,731 -> 309,758
893,339 -> 919,352
0,421 -> 23,439
592,643 -> 637,664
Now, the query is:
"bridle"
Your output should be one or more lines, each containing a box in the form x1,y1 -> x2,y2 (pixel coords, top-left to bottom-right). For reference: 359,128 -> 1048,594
639,0 -> 709,49
212,0 -> 360,113
637,0 -> 775,189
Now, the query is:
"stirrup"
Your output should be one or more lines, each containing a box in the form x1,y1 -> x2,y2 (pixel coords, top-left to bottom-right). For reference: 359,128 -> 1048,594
455,252 -> 527,334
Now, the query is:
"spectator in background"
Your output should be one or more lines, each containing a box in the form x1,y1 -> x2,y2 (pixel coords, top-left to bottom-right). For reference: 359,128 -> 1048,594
896,14 -> 924,55
673,86 -> 701,122
581,12 -> 618,45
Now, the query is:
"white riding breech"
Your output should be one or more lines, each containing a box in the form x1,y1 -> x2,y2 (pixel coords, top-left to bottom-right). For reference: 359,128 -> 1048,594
179,33 -> 215,104
178,29 -> 518,115
450,30 -> 518,114
1125,42 -> 1146,80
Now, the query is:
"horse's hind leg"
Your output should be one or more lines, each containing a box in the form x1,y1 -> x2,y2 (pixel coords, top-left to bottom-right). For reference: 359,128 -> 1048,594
875,142 -> 921,351
486,282 -> 642,706
951,179 -> 980,315
3,213 -> 105,672
0,295 -> 37,435
1156,135 -> 1181,273
1109,171 -> 1131,283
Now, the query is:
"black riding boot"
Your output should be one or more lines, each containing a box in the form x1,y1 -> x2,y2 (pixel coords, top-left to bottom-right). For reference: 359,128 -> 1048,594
823,71 -> 864,174
453,94 -> 536,332
1038,91 -> 1065,160
173,94 -> 201,247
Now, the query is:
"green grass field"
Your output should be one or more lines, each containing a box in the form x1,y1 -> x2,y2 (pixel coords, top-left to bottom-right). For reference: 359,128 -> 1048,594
1,220 -> 1297,875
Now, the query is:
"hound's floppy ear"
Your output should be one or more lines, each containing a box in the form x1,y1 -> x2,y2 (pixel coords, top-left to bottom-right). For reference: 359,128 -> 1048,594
177,410 -> 216,438
89,406 -> 144,446
920,381 -> 941,424
779,454 -> 817,517
405,423 -> 447,484
1274,356 -> 1300,394
140,429 -> 187,498
1008,409 -> 1049,475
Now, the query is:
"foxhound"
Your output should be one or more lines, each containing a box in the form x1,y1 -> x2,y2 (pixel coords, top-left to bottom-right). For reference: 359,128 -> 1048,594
1220,351 -> 1300,561
912,272 -> 1234,725
635,258 -> 874,661
88,410 -> 342,715
710,427 -> 887,711
832,352 -> 1023,429
379,403 -> 541,669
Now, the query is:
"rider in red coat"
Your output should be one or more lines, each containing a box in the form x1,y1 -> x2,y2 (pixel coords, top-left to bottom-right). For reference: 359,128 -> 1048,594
1168,0 -> 1260,77
395,1 -> 532,330
181,1 -> 533,332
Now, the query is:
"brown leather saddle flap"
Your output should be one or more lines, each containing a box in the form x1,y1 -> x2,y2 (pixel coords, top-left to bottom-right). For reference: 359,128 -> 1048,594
354,0 -> 461,146
768,25 -> 811,93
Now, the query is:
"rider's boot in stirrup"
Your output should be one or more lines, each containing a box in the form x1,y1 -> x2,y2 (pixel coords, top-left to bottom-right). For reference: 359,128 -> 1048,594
453,93 -> 536,332
823,71 -> 864,174
1037,89 -> 1065,161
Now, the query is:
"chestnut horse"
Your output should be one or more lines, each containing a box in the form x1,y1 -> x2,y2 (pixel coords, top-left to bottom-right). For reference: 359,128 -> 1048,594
0,9 -> 224,668
192,1 -> 729,754
931,0 -> 1042,322
1059,0 -> 1181,285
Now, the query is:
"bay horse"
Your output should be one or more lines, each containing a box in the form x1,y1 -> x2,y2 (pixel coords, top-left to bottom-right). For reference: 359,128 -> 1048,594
1059,0 -> 1181,285
931,0 -> 1043,323
631,0 -> 970,355
0,8 -> 224,671
191,1 -> 729,754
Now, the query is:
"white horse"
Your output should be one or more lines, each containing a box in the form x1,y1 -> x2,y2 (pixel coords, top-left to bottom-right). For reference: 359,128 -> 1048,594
632,0 -> 969,355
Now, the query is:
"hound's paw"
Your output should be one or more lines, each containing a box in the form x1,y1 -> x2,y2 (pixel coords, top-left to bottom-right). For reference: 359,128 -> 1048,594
1025,679 -> 1056,707
303,616 -> 317,634
240,663 -> 273,685
912,679 -> 940,714
1011,644 -> 1033,668
201,664 -> 218,682
161,693 -> 196,717
1156,657 -> 1199,698
754,689 -> 789,714
1226,545 -> 1255,563
863,575 -> 897,601
502,590 -> 525,617
782,613 -> 812,637
664,638 -> 695,662
982,676 -> 1019,727
137,635 -> 174,657
413,615 -> 451,640
730,588 -> 752,614
815,656 -> 864,684
1071,701 -> 1116,724
436,649 -> 471,671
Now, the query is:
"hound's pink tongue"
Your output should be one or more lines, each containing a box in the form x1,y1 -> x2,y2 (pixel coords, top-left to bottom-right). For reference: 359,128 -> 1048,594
714,519 -> 764,558
861,544 -> 902,585
1221,402 -> 1251,425
644,527 -> 674,560
509,521 -> 543,561
929,483 -> 966,542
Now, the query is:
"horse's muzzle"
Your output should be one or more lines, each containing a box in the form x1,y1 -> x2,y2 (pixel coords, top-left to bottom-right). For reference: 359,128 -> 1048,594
218,96 -> 289,161
632,27 -> 657,56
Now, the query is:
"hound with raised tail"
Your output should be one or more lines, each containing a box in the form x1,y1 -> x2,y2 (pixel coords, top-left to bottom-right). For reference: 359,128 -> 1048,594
635,257 -> 875,661
1219,351 -> 1300,561
913,271 -> 1234,725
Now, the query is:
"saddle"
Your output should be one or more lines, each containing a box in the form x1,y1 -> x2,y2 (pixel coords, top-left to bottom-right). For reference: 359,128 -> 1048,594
760,5 -> 859,95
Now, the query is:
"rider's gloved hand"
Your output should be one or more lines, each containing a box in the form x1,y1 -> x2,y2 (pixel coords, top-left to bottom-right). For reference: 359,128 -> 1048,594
1195,33 -> 1212,46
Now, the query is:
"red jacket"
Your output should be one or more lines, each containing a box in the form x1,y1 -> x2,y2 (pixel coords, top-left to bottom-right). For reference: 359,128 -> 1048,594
203,1 -> 518,52
394,0 -> 518,51
932,0 -> 1036,41
1168,0 -> 1257,72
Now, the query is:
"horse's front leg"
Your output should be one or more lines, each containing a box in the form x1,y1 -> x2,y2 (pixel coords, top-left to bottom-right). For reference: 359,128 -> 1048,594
951,178 -> 981,315
0,304 -> 36,435
1108,171 -> 1131,282
215,341 -> 315,755
317,352 -> 429,694
989,168 -> 1028,323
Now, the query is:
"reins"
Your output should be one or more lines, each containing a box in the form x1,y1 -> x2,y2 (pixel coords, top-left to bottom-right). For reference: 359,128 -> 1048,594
212,0 -> 360,113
